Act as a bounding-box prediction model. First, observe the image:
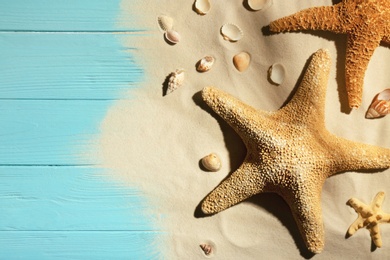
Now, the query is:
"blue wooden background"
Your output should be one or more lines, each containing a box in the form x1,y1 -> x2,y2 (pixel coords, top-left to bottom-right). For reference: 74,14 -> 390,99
0,1 -> 159,259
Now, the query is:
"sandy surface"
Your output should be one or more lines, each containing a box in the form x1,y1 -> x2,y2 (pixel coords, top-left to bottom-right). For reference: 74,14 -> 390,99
99,0 -> 390,258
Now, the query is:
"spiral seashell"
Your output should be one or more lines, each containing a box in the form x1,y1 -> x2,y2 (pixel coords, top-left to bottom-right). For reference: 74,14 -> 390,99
197,56 -> 215,72
167,69 -> 185,95
194,0 -> 211,15
201,153 -> 221,172
365,89 -> 390,119
233,52 -> 251,72
200,244 -> 213,256
157,15 -> 174,32
220,23 -> 243,42
165,29 -> 181,44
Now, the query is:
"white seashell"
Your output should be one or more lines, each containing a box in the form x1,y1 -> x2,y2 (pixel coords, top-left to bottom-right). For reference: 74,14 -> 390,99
194,0 -> 211,15
233,52 -> 251,72
201,153 -> 221,172
268,63 -> 286,85
197,56 -> 215,72
167,69 -> 185,95
165,30 -> 181,44
220,23 -> 243,42
365,89 -> 390,119
157,15 -> 174,32
247,0 -> 273,11
200,244 -> 213,256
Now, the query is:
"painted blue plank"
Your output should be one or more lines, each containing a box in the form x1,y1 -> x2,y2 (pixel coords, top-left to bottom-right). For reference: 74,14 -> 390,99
0,33 -> 143,99
0,0 -> 142,32
0,166 -> 158,231
0,100 -> 111,165
0,231 -> 161,259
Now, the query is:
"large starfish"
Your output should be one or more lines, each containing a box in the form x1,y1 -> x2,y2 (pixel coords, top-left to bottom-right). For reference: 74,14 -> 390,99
200,49 -> 390,253
347,191 -> 390,248
269,0 -> 390,109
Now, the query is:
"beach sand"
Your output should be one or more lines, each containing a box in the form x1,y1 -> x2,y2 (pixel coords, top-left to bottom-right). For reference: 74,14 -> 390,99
99,0 -> 390,258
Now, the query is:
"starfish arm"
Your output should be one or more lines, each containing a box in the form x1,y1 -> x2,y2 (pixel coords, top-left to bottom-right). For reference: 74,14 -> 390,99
201,161 -> 265,214
372,191 -> 385,210
279,49 -> 331,127
283,186 -> 325,253
347,217 -> 365,236
380,213 -> 390,223
202,86 -> 268,140
344,32 -> 382,108
327,136 -> 390,175
348,197 -> 373,215
269,5 -> 344,33
369,223 -> 382,248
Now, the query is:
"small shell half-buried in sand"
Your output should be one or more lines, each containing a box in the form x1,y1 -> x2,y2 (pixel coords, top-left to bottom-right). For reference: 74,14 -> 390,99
194,0 -> 211,15
220,23 -> 243,42
247,0 -> 273,11
366,89 -> 390,119
157,15 -> 174,32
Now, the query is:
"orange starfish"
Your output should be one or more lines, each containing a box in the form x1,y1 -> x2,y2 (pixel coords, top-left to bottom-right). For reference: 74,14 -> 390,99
269,0 -> 390,109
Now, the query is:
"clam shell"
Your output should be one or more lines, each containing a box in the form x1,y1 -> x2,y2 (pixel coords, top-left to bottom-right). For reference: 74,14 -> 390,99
167,69 -> 185,95
194,0 -> 211,15
220,23 -> 243,42
365,89 -> 390,119
201,153 -> 221,172
268,63 -> 286,85
197,56 -> 215,72
233,52 -> 251,72
157,15 -> 174,32
165,29 -> 181,44
247,0 -> 273,11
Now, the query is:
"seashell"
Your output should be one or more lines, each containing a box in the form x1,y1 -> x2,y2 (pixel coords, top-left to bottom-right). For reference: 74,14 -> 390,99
365,89 -> 390,119
201,153 -> 221,172
165,29 -> 181,44
200,244 -> 213,256
167,69 -> 185,95
194,0 -> 211,15
268,63 -> 286,85
157,15 -> 174,32
233,52 -> 251,72
197,56 -> 215,72
220,23 -> 243,42
247,0 -> 273,11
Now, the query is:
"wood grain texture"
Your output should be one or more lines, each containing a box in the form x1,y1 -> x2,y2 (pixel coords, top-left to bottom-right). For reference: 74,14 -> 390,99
0,33 -> 143,100
0,0 -> 142,32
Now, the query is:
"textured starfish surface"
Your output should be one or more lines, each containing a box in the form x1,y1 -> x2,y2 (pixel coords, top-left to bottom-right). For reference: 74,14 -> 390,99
269,0 -> 390,109
347,191 -> 390,248
200,49 -> 390,253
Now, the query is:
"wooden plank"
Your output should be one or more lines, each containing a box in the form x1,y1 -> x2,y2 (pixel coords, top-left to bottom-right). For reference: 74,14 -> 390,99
0,0 -> 142,32
0,33 -> 143,100
0,166 -> 158,231
0,231 -> 160,259
0,100 -> 111,165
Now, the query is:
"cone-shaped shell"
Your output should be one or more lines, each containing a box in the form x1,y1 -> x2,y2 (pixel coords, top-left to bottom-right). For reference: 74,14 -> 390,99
233,52 -> 251,72
366,89 -> 390,119
194,0 -> 211,15
220,23 -> 243,42
167,69 -> 185,95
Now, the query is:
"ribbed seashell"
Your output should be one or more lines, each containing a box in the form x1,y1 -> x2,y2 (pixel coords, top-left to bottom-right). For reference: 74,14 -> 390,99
201,153 -> 221,172
165,29 -> 181,44
233,52 -> 251,72
194,0 -> 211,15
220,23 -> 243,42
268,63 -> 286,85
167,69 -> 185,95
157,15 -> 174,32
247,0 -> 273,11
197,56 -> 215,72
200,244 -> 213,256
365,89 -> 390,119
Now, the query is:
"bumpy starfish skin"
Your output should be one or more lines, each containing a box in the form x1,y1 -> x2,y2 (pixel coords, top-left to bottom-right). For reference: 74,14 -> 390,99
269,0 -> 390,109
200,49 -> 390,253
347,192 -> 390,248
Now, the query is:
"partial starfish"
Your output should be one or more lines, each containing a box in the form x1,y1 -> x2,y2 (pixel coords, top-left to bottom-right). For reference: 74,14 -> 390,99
269,0 -> 390,109
347,191 -> 390,248
200,49 -> 390,253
